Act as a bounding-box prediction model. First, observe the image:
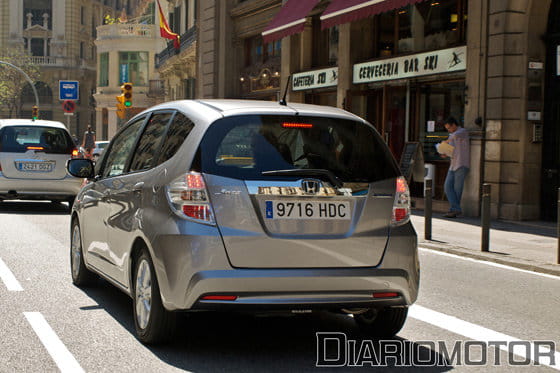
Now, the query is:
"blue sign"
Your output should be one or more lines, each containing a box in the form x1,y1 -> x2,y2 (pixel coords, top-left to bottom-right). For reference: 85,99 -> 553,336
120,64 -> 129,84
59,80 -> 79,101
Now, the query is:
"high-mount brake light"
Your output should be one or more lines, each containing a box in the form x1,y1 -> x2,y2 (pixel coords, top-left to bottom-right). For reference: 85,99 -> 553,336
391,176 -> 411,226
166,171 -> 215,224
27,146 -> 44,150
282,123 -> 313,129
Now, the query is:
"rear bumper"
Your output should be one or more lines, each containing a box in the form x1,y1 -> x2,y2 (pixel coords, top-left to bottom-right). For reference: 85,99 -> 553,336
149,223 -> 418,312
0,173 -> 83,199
188,268 -> 412,311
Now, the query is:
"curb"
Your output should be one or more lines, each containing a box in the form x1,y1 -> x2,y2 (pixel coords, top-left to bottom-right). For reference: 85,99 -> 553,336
419,241 -> 560,278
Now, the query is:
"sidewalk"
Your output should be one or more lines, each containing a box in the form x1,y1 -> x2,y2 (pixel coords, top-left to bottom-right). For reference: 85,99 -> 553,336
410,211 -> 560,277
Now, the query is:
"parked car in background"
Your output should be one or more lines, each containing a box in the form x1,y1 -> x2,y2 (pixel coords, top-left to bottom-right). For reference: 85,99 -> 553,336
92,141 -> 109,161
0,119 -> 83,207
67,100 -> 419,344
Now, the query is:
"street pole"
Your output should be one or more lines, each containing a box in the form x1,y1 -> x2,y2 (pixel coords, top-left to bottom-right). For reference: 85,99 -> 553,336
481,183 -> 491,252
424,178 -> 432,240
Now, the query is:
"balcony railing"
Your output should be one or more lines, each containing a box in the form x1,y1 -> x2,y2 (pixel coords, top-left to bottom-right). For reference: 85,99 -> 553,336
96,24 -> 156,40
28,56 -> 70,66
23,56 -> 94,69
155,27 -> 196,68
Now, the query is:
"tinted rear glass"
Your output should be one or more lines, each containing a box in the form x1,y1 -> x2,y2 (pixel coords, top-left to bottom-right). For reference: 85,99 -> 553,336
200,115 -> 400,183
0,126 -> 74,154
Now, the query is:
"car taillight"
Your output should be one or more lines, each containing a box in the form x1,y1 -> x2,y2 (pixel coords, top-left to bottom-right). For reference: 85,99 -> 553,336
166,171 -> 215,224
391,176 -> 410,226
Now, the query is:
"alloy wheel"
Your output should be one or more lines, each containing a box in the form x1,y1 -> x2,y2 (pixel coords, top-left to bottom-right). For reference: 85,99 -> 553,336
135,259 -> 152,330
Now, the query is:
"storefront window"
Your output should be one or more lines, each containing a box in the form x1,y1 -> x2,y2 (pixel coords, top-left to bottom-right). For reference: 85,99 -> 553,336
99,53 -> 109,87
244,36 -> 281,67
370,0 -> 467,57
118,52 -> 148,86
312,19 -> 338,67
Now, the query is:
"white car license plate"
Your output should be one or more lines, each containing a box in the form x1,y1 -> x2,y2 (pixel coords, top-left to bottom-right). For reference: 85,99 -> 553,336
265,200 -> 351,220
15,161 -> 55,172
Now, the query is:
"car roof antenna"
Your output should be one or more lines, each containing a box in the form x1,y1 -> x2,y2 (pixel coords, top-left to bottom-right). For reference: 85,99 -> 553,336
279,75 -> 292,106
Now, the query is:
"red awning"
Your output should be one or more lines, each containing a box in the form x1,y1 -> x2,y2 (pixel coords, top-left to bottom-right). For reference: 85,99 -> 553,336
262,0 -> 320,44
321,0 -> 425,29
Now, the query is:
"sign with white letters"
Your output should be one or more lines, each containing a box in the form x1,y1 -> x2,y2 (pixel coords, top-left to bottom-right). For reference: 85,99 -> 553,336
353,46 -> 467,84
58,80 -> 79,100
292,67 -> 338,91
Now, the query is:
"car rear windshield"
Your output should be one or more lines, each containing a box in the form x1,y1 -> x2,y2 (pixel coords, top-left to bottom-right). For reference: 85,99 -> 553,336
199,115 -> 400,183
0,126 -> 75,154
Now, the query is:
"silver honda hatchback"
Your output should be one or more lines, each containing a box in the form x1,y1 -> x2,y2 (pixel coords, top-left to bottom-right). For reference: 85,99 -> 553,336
67,100 -> 419,344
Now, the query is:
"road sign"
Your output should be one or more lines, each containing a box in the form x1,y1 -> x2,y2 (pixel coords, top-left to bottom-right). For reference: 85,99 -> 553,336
59,80 -> 79,101
62,100 -> 76,113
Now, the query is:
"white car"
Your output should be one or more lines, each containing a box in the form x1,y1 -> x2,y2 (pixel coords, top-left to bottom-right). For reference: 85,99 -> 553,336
0,119 -> 83,207
92,141 -> 109,161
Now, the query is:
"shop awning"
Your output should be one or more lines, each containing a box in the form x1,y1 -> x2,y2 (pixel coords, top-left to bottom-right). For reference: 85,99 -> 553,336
262,0 -> 320,44
321,0 -> 425,29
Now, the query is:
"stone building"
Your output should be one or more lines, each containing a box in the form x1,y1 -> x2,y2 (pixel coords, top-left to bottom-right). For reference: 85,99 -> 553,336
0,0 -> 125,137
185,0 -> 557,222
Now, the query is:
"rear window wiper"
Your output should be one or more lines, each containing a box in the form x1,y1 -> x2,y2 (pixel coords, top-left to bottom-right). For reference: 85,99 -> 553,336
262,169 -> 343,188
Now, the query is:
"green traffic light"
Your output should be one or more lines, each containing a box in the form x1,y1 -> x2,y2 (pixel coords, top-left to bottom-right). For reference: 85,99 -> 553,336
124,101 -> 132,107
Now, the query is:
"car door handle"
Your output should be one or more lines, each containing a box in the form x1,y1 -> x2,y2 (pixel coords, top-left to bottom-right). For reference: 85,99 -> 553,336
133,182 -> 145,193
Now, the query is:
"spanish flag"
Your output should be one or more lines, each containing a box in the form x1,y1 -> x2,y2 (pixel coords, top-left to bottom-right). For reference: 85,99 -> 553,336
156,0 -> 180,49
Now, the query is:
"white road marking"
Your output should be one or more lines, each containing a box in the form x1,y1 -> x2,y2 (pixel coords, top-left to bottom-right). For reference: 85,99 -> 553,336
24,312 -> 84,373
419,247 -> 560,280
0,257 -> 23,291
409,305 -> 560,370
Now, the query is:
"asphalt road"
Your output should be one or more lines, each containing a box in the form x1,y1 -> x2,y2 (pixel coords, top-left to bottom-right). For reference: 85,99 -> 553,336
0,201 -> 559,372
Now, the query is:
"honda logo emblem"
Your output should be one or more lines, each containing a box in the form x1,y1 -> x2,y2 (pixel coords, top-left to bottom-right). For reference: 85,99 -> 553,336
302,179 -> 322,195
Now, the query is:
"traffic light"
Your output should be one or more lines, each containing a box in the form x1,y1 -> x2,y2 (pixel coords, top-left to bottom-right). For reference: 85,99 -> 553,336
121,82 -> 132,107
31,106 -> 39,120
115,95 -> 126,119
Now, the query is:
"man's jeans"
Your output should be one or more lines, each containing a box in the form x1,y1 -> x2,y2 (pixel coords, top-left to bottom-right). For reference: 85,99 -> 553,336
444,167 -> 469,213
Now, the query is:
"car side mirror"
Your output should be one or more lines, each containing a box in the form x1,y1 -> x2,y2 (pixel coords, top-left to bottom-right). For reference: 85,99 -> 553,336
67,159 -> 95,179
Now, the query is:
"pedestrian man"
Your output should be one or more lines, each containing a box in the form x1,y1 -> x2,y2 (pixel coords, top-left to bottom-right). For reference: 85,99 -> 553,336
82,125 -> 96,159
440,117 -> 470,218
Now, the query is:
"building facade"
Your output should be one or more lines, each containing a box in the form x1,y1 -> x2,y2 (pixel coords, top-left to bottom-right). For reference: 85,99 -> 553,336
94,22 -> 166,139
208,0 -> 557,222
0,0 -> 125,138
153,0 -> 560,222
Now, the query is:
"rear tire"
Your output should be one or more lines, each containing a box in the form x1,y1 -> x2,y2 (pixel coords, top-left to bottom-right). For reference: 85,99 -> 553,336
70,220 -> 97,286
133,249 -> 176,344
354,307 -> 408,339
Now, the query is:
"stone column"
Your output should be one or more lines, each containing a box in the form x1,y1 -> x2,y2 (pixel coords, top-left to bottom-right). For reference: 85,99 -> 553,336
8,0 -> 23,44
337,23 -> 351,109
95,107 -> 103,139
107,108 -> 118,139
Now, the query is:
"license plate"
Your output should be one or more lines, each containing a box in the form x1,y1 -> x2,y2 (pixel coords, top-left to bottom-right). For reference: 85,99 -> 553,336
15,161 -> 55,172
265,200 -> 351,220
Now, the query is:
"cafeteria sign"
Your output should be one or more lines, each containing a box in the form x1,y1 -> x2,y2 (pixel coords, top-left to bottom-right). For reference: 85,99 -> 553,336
353,46 -> 466,84
293,67 -> 338,91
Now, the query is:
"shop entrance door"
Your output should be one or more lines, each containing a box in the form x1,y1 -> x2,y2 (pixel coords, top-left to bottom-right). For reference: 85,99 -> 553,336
542,4 -> 560,221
